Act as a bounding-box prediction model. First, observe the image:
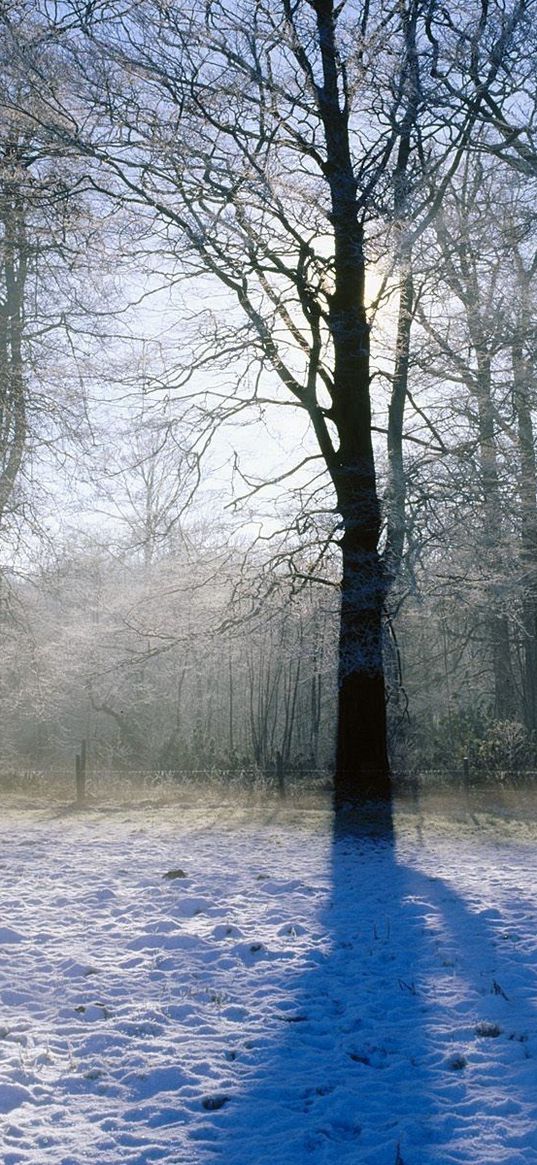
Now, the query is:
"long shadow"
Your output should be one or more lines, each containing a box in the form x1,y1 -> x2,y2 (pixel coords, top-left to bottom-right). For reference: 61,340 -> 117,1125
9,791 -> 536,1162
19,794 -> 536,1162
182,794 -> 537,1165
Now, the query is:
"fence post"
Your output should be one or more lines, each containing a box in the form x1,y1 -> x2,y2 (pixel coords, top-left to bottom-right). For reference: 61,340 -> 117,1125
276,750 -> 285,798
463,756 -> 469,788
76,738 -> 87,804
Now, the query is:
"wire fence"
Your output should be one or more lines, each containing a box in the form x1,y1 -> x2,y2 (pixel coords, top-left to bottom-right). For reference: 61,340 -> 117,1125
1,762 -> 536,801
0,764 -> 333,801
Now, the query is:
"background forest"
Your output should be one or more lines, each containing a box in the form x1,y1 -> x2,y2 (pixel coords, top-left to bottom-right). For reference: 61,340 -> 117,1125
1,0 -> 537,786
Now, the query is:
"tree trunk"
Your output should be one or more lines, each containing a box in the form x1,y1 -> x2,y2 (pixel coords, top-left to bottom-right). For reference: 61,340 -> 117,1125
521,599 -> 537,732
335,528 -> 390,803
311,0 -> 391,805
474,348 -> 516,718
385,263 -> 413,587
513,325 -> 537,730
0,144 -> 27,528
490,613 -> 516,720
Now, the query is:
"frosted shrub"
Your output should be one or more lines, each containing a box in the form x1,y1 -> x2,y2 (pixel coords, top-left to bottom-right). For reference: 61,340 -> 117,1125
475,720 -> 535,775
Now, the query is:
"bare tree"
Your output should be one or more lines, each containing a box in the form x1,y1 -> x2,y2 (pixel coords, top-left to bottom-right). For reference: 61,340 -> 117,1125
1,0 -> 530,799
0,137 -> 27,530
91,405 -> 195,571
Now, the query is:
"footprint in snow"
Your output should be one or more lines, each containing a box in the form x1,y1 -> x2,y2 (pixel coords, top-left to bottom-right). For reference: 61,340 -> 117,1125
201,1094 -> 230,1111
0,927 -> 23,945
475,1021 -> 502,1037
0,1083 -> 34,1113
278,923 -> 307,937
212,923 -> 243,940
75,1002 -> 112,1020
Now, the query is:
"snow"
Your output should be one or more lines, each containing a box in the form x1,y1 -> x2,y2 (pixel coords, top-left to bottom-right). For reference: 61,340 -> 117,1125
0,792 -> 537,1164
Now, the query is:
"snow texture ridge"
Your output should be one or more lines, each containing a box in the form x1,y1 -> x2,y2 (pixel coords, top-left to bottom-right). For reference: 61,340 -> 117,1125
0,800 -> 536,1164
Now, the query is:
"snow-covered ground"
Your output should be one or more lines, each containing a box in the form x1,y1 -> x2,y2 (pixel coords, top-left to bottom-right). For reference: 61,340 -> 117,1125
1,790 -> 536,1165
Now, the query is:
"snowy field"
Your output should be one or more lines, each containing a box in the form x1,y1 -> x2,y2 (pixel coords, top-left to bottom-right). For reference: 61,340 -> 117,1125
1,788 -> 537,1165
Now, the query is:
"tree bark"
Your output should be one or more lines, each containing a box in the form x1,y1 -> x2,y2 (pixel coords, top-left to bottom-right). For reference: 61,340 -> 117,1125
512,324 -> 537,730
335,525 -> 390,802
474,349 -> 516,718
311,0 -> 391,804
0,142 -> 27,528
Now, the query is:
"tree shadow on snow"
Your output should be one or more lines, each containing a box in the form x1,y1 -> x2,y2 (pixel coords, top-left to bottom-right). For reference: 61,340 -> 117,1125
189,799 -> 537,1165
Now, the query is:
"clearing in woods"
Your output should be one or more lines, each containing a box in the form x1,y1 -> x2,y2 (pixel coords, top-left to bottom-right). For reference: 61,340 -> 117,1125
0,787 -> 536,1164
